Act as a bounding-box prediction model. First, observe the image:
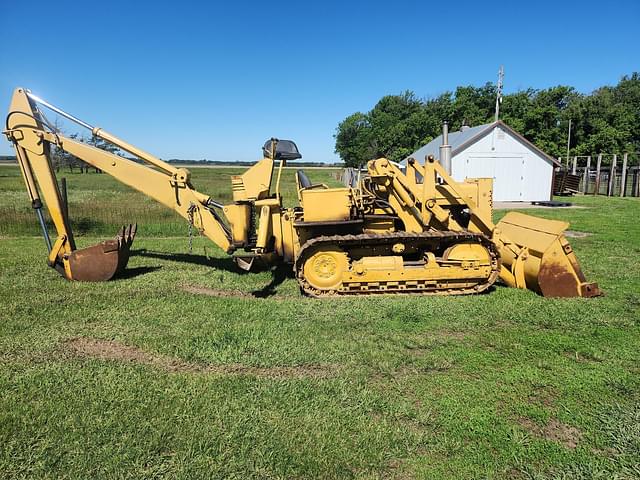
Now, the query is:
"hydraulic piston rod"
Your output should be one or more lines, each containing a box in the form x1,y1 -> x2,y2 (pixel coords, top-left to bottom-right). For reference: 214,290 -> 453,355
25,91 -> 178,176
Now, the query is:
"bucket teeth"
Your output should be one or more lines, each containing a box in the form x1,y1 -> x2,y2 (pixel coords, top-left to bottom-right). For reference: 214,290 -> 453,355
116,224 -> 137,248
115,223 -> 137,275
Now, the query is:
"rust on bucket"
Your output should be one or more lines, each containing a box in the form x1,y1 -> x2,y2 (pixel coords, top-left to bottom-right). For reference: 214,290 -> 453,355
64,224 -> 137,281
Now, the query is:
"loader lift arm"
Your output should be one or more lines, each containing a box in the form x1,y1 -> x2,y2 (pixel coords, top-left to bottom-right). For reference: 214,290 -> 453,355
367,155 -> 600,297
5,87 -> 233,281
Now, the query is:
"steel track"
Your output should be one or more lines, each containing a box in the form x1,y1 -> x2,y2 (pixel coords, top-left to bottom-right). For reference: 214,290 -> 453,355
295,230 -> 501,297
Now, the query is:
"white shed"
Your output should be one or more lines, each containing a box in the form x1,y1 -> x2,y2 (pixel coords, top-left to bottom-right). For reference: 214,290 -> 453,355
404,121 -> 561,202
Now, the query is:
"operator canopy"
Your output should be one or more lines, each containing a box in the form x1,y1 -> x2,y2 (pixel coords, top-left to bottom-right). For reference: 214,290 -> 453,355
263,138 -> 302,160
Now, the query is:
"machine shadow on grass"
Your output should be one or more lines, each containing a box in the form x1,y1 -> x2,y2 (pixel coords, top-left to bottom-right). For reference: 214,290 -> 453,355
118,266 -> 163,279
131,248 -> 241,271
251,263 -> 291,298
130,248 -> 292,297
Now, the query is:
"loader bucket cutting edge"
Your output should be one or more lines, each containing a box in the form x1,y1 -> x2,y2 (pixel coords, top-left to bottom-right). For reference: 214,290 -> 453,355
64,224 -> 137,282
495,212 -> 600,298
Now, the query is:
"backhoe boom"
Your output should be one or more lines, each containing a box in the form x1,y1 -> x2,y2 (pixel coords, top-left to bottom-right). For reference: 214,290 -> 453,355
5,87 -> 232,281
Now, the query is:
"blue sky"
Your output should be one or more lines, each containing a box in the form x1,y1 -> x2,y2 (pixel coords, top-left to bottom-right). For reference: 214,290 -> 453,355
1,0 -> 638,162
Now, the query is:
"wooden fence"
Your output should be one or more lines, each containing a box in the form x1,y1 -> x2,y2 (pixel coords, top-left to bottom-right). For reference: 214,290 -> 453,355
335,168 -> 361,187
557,153 -> 640,197
337,154 -> 640,198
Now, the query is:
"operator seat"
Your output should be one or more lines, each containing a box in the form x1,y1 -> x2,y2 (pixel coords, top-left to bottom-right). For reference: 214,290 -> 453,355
296,169 -> 312,189
295,168 -> 331,205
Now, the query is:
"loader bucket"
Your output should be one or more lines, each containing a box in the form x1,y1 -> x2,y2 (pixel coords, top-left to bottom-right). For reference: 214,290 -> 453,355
65,224 -> 137,281
495,212 -> 600,298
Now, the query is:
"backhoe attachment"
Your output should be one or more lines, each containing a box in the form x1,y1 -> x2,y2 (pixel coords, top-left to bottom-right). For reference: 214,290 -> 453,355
6,88 -> 140,281
6,87 -> 237,281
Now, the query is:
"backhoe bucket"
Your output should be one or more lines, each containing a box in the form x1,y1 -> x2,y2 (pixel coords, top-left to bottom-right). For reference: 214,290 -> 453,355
64,224 -> 137,281
495,212 -> 600,298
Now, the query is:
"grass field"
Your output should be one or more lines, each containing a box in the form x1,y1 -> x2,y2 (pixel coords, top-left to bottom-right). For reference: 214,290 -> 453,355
1,165 -> 639,479
0,165 -> 338,237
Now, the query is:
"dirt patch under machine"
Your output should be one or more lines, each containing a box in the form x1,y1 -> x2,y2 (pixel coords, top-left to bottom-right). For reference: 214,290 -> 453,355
516,416 -> 583,449
181,285 -> 254,298
564,231 -> 593,238
180,284 -> 292,300
64,337 -> 336,379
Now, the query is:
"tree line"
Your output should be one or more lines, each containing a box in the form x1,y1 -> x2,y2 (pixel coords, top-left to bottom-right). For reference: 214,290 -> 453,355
51,133 -> 119,173
334,73 -> 640,167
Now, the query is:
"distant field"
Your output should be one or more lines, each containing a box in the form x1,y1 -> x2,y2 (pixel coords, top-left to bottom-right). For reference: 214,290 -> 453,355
0,164 -> 639,479
0,165 -> 343,237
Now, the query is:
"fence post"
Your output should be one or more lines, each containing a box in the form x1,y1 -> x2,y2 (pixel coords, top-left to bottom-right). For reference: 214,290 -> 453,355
594,154 -> 602,195
636,158 -> 640,197
583,155 -> 591,193
620,153 -> 628,197
572,156 -> 577,175
608,154 -> 617,196
59,177 -> 69,220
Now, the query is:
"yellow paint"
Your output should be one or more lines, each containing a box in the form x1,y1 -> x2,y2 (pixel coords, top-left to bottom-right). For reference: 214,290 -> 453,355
301,188 -> 352,222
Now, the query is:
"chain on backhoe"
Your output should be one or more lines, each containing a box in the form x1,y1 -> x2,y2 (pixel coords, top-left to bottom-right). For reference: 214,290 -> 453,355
187,202 -> 197,253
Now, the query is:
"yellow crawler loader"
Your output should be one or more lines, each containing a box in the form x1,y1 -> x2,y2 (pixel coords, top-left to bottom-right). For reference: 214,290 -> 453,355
4,88 -> 600,297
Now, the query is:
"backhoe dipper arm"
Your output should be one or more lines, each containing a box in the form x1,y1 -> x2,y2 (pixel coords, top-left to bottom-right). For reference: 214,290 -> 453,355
5,88 -> 233,263
43,132 -> 231,251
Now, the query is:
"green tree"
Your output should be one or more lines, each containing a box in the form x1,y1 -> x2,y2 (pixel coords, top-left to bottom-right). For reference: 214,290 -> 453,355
500,89 -> 535,133
334,112 -> 372,168
449,83 -> 496,128
568,73 -> 639,155
367,91 -> 423,161
334,73 -> 640,165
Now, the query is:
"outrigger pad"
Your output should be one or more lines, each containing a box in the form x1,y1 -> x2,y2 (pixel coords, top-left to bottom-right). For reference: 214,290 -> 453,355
65,224 -> 137,281
496,212 -> 600,298
234,256 -> 255,271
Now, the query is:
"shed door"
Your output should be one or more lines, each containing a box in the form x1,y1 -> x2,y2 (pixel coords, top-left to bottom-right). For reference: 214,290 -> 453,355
466,156 -> 524,201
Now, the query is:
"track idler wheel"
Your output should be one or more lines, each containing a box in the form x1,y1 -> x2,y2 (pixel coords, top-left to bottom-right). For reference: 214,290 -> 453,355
301,247 -> 348,293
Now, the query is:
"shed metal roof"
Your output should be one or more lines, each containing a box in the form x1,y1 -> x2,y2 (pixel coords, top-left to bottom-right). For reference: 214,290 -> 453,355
404,121 -> 561,167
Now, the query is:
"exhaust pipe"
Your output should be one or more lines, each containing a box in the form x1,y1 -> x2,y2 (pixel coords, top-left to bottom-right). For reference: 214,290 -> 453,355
439,121 -> 452,175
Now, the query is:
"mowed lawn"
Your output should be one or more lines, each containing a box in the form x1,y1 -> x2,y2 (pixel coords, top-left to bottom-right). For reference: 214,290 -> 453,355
0,164 -> 639,479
